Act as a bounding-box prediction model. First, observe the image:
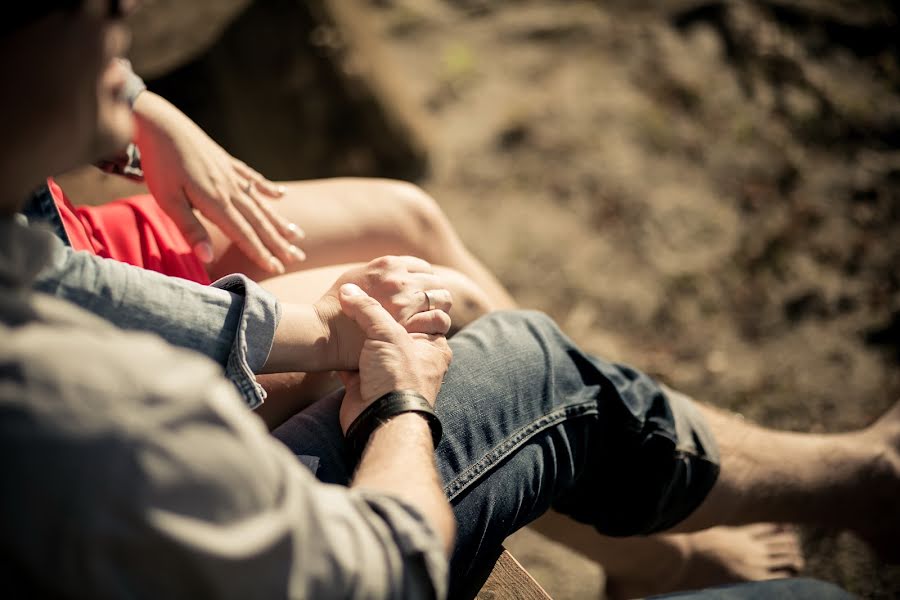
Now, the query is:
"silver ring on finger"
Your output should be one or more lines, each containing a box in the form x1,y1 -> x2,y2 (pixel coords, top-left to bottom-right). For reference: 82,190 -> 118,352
422,289 -> 436,312
242,180 -> 253,195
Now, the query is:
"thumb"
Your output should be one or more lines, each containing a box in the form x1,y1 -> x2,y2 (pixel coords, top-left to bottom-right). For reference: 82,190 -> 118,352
339,283 -> 402,341
166,189 -> 213,263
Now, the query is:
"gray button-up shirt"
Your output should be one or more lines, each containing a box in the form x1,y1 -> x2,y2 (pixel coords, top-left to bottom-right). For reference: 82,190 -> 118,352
0,217 -> 448,599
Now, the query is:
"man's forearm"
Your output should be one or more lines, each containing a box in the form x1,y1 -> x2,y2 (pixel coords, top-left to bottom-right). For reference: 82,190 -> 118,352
352,413 -> 456,555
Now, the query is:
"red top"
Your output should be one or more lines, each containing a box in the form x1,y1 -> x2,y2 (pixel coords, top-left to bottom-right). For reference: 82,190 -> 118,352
48,177 -> 211,285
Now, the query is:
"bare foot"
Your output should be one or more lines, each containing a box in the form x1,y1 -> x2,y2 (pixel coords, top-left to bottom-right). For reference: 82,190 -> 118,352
606,524 -> 805,600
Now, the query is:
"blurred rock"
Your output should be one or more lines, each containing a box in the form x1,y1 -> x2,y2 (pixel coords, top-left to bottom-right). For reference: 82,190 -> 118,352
136,0 -> 430,181
128,0 -> 251,78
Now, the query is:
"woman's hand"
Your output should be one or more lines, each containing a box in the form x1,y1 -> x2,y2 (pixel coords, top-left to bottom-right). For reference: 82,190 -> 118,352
335,283 -> 452,434
133,92 -> 306,274
314,256 -> 453,370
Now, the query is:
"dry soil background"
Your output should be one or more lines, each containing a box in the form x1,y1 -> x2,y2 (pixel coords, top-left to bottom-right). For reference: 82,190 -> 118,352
366,1 -> 900,597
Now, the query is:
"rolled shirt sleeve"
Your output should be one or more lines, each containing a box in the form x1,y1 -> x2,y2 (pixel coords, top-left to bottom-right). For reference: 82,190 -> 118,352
0,308 -> 447,599
31,232 -> 280,409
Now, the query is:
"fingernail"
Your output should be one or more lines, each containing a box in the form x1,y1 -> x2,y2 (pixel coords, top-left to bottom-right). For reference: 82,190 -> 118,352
287,222 -> 305,240
288,245 -> 306,261
276,185 -> 288,196
193,241 -> 214,264
269,256 -> 285,274
340,283 -> 364,296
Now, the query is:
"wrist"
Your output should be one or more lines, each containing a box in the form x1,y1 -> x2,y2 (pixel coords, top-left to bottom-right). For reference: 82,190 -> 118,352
132,93 -> 185,146
346,390 -> 442,457
264,303 -> 333,373
132,93 -> 172,152
132,90 -> 164,124
312,296 -> 342,369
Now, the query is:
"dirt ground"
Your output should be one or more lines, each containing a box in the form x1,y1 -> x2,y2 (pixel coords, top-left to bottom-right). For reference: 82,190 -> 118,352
360,0 -> 899,597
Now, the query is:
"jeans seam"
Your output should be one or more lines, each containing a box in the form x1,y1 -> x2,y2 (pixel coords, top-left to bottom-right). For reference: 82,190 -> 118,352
443,399 -> 598,500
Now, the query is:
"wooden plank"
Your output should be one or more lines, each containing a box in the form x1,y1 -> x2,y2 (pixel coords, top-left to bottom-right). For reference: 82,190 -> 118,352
476,549 -> 553,600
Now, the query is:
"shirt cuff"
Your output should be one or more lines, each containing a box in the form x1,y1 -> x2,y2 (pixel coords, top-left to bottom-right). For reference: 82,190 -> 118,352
211,274 -> 282,410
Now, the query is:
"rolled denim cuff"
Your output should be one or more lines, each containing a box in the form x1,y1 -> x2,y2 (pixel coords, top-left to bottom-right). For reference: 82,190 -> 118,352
550,353 -> 721,537
210,274 -> 282,410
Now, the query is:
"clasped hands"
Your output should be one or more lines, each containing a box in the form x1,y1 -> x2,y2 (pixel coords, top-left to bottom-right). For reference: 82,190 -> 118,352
312,256 -> 453,433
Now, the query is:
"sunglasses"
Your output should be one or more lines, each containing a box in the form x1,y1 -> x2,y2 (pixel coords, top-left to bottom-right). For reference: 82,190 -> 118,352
1,0 -> 136,37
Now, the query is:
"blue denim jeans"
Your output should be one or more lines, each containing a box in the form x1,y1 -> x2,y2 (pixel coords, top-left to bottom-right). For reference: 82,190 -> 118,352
274,311 -> 721,598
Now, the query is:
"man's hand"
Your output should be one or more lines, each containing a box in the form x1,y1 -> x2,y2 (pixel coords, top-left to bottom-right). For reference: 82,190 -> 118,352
314,256 -> 453,370
336,283 -> 452,434
341,283 -> 457,556
133,92 -> 305,274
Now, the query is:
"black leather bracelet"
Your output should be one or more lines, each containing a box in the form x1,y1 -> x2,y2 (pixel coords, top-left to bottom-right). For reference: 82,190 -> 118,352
345,390 -> 442,457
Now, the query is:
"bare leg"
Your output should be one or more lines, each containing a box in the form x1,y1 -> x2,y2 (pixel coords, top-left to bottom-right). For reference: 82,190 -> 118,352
659,391 -> 900,565
204,177 -> 516,311
528,390 -> 900,595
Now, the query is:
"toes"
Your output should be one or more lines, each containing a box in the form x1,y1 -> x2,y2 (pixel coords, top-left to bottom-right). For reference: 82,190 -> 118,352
767,537 -> 806,576
746,522 -> 802,540
766,538 -> 802,554
769,561 -> 805,576
772,523 -> 799,534
763,524 -> 802,549
746,523 -> 783,538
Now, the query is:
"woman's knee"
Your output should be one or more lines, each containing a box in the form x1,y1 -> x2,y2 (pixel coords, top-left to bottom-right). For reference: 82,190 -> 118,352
374,179 -> 457,262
